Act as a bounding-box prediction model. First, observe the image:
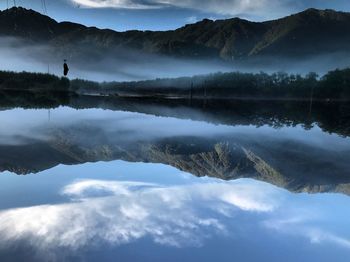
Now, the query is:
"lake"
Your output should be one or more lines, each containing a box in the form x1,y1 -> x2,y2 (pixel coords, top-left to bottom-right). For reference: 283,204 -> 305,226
0,100 -> 349,261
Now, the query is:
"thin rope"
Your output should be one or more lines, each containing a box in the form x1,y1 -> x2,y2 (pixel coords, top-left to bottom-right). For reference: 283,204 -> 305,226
43,0 -> 47,14
40,0 -> 47,14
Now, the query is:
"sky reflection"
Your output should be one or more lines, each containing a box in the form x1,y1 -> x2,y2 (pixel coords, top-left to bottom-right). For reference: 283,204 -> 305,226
1,107 -> 349,148
0,106 -> 350,261
0,161 -> 349,261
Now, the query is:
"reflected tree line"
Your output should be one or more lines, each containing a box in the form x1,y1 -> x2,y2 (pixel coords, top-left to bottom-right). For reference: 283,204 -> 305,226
0,92 -> 349,137
0,69 -> 349,137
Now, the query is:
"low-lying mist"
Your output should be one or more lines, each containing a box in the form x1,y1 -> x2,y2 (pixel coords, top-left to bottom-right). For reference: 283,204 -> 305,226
1,37 -> 349,82
0,37 -> 231,82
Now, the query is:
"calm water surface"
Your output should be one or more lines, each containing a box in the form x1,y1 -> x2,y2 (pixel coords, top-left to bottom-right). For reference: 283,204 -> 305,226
0,106 -> 349,261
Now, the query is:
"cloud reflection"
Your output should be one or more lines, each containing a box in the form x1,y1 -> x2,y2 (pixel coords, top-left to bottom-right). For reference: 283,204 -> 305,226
1,177 -> 349,261
0,179 -> 279,256
264,214 -> 350,249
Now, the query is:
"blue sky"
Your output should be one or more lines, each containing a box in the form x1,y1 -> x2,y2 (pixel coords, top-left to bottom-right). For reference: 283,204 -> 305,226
1,0 -> 350,31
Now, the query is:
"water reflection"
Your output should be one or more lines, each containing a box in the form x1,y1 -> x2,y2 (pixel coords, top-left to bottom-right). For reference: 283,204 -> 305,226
0,179 -> 268,250
0,107 -> 349,194
0,161 -> 349,261
1,92 -> 350,137
0,103 -> 350,261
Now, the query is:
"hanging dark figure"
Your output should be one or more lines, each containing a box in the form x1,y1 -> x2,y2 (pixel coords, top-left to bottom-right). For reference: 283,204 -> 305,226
63,60 -> 69,76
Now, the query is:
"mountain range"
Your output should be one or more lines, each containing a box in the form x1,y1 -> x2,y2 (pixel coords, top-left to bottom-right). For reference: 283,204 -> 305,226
1,7 -> 350,61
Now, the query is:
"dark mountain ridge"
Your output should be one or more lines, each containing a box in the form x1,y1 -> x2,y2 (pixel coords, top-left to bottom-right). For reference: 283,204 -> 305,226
1,7 -> 350,61
1,129 -> 350,196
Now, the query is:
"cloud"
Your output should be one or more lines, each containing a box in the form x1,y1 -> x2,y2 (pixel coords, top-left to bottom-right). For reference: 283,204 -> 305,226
70,0 -> 270,15
186,16 -> 198,23
308,230 -> 350,249
264,214 -> 350,249
61,179 -> 156,197
0,179 -> 279,259
1,176 -> 349,260
68,0 -> 350,21
71,0 -> 166,9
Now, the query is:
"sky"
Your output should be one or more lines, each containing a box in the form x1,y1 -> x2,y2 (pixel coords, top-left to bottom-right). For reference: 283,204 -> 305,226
1,0 -> 350,31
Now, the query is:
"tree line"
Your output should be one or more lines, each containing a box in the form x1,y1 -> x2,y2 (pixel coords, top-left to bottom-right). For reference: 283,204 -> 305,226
99,68 -> 350,100
0,71 -> 69,91
0,68 -> 349,100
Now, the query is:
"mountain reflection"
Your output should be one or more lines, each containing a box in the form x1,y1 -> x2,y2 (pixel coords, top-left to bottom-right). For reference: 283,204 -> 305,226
0,107 -> 349,195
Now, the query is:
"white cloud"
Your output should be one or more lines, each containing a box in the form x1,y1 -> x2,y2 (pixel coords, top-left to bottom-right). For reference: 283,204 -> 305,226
61,179 -> 156,197
264,215 -> 350,249
308,229 -> 350,249
69,0 -> 274,16
69,0 -> 350,20
71,0 -> 165,9
1,177 -> 349,260
186,16 -> 198,23
0,179 -> 279,258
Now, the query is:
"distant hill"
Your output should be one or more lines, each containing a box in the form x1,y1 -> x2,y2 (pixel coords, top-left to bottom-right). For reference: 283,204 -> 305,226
1,7 -> 350,61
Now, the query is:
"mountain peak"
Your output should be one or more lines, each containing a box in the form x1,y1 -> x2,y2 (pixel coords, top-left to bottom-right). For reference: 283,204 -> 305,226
2,6 -> 42,15
302,7 -> 324,13
296,7 -> 349,19
0,6 -> 58,40
302,7 -> 337,13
